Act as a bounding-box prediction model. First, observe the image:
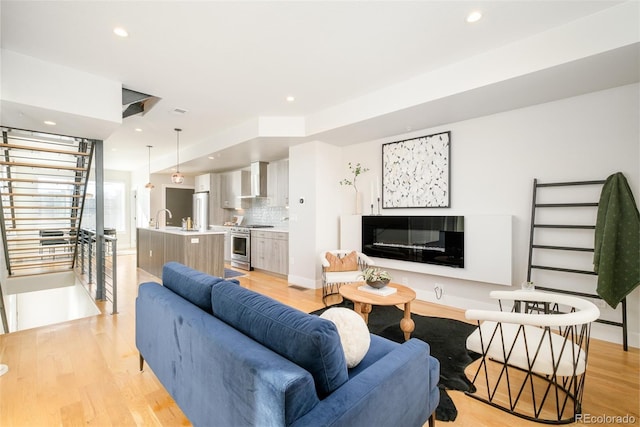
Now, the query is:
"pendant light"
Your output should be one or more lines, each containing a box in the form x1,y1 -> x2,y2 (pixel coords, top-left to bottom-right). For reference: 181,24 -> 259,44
171,128 -> 184,184
144,145 -> 155,189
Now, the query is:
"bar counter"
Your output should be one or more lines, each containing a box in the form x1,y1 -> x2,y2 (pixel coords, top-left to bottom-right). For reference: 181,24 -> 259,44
137,227 -> 225,278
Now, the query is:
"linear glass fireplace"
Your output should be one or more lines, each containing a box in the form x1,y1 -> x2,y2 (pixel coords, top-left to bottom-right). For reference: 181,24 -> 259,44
362,215 -> 464,268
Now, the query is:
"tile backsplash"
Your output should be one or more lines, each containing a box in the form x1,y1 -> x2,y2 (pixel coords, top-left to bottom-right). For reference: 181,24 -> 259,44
223,198 -> 289,228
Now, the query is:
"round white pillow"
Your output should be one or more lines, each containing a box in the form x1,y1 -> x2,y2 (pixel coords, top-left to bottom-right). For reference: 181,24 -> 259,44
320,307 -> 370,368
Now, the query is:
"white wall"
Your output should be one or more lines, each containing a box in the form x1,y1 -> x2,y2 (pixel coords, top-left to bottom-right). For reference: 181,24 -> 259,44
288,141 -> 342,288
288,143 -> 318,287
315,143 -> 344,281
130,171 -> 196,222
332,83 -> 639,346
1,49 -> 121,139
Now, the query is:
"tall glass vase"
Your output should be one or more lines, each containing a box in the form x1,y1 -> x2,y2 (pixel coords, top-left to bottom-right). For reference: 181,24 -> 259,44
355,191 -> 362,214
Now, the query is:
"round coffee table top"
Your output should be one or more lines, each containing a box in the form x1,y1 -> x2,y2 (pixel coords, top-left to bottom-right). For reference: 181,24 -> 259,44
339,282 -> 416,306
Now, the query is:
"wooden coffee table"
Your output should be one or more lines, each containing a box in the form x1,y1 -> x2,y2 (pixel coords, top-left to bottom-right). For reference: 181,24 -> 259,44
339,282 -> 416,341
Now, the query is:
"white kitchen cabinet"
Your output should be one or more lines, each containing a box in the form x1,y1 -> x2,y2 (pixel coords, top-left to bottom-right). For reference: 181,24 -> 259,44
267,159 -> 289,207
220,170 -> 250,209
195,173 -> 212,192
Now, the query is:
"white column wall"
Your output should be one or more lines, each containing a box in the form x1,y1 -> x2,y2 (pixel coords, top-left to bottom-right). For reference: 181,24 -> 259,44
288,141 -> 342,288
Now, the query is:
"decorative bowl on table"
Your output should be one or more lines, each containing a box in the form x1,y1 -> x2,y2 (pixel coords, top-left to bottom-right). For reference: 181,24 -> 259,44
366,279 -> 390,289
360,267 -> 392,289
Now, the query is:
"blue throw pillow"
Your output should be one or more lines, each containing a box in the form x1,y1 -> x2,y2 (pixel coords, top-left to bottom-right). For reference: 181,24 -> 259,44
211,281 -> 348,398
162,262 -> 237,313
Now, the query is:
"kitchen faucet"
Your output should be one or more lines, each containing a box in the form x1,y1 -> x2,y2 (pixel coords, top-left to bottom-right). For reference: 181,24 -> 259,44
155,208 -> 173,229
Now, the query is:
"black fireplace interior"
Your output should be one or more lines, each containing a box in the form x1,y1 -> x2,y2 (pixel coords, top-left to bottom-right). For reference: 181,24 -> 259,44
362,215 -> 464,268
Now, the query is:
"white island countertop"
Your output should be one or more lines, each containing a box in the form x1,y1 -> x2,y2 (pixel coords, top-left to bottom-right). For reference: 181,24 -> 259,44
209,225 -> 289,233
139,227 -> 227,236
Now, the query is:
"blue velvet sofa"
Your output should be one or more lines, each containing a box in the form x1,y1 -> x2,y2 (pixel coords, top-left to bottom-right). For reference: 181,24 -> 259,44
136,262 -> 440,426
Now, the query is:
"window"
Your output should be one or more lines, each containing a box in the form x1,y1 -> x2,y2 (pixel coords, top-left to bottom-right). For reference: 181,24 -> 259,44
84,181 -> 126,232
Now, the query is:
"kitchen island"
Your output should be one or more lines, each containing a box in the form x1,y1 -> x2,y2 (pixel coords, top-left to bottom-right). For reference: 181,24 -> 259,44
137,227 -> 226,278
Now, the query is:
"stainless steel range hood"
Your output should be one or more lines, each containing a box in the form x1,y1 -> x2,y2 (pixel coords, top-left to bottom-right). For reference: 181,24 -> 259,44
242,161 -> 267,198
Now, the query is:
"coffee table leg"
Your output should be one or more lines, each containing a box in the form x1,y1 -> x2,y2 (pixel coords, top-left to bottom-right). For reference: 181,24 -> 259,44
400,302 -> 415,341
361,303 -> 372,324
352,302 -> 371,323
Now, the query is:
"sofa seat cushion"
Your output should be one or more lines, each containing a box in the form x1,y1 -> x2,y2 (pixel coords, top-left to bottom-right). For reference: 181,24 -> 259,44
162,262 -> 237,313
212,281 -> 349,398
347,334 -> 398,379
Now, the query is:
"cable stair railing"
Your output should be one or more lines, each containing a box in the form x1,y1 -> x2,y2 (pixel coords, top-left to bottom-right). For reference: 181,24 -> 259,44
0,127 -> 121,335
0,127 -> 93,277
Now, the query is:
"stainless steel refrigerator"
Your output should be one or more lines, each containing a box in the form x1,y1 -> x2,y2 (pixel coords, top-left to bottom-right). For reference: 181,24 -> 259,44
192,191 -> 210,232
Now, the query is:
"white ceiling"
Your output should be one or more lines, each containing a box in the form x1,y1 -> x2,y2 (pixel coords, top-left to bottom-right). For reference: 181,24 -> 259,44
1,0 -> 636,175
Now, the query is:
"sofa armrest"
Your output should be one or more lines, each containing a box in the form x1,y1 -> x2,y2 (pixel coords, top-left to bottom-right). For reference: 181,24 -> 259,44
292,338 -> 439,427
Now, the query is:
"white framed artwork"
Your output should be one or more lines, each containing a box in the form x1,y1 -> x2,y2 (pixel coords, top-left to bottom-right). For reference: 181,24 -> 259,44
382,131 -> 450,208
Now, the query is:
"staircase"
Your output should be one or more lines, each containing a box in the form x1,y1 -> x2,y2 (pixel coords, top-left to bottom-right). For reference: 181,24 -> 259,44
0,127 -> 94,277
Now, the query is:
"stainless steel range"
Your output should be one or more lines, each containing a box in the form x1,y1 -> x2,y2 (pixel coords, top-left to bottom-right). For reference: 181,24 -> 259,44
230,225 -> 274,270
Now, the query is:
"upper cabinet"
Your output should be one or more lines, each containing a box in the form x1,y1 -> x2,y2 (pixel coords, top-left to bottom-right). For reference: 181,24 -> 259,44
195,173 -> 212,192
220,170 -> 250,209
267,159 -> 289,207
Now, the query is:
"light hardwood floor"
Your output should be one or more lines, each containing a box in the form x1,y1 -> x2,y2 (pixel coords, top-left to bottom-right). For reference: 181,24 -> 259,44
0,253 -> 638,426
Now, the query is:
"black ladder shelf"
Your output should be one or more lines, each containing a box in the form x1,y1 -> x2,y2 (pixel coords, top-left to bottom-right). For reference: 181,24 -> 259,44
527,178 -> 628,351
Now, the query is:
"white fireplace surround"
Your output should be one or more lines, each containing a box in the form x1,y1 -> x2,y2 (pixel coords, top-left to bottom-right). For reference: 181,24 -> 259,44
340,214 -> 512,286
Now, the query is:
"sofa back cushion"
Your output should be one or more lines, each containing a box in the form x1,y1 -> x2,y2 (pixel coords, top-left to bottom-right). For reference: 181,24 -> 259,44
211,281 -> 348,398
162,262 -> 237,313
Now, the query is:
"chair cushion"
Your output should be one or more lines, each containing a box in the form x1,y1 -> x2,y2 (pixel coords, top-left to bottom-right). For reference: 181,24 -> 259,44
320,307 -> 370,368
211,281 -> 349,398
324,270 -> 363,285
325,251 -> 358,272
162,262 -> 237,314
466,321 -> 586,376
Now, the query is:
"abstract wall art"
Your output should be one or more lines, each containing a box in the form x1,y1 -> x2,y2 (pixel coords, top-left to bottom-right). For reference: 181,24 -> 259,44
382,131 -> 450,208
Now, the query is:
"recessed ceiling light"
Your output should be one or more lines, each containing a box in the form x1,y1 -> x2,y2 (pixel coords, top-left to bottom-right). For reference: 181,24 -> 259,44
113,27 -> 129,37
135,128 -> 143,132
286,96 -> 295,102
44,120 -> 56,126
208,156 -> 215,160
466,11 -> 482,23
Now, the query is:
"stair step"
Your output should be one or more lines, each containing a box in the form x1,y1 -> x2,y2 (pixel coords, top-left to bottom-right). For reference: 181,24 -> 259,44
4,216 -> 80,221
4,205 -> 80,210
1,193 -> 83,198
1,127 -> 92,278
0,178 -> 85,186
0,141 -> 91,157
0,160 -> 88,172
